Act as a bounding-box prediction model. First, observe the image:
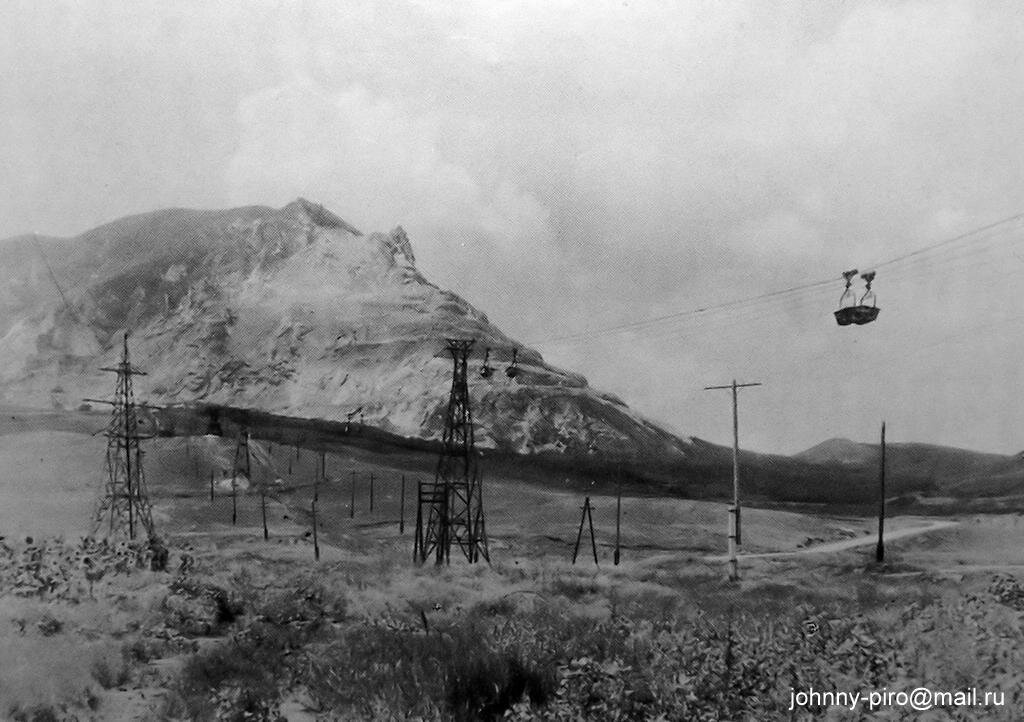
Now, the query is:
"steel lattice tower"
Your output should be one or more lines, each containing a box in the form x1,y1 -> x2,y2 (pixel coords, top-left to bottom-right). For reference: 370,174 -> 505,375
414,339 -> 489,565
93,332 -> 155,540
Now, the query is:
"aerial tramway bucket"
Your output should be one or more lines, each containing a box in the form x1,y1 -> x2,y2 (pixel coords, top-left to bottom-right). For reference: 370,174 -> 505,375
834,269 -> 880,326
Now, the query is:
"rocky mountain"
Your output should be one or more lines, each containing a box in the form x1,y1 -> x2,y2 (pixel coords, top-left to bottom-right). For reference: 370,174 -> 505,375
0,199 -> 692,461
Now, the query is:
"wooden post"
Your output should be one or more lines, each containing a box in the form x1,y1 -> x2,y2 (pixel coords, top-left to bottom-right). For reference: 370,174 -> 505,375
876,421 -> 886,563
614,478 -> 622,566
587,498 -> 599,566
573,497 -> 598,566
704,379 -> 762,581
350,470 -> 356,518
400,475 -> 406,534
231,474 -> 237,526
572,497 -> 587,564
369,472 -> 375,513
312,499 -> 320,561
209,471 -> 214,503
261,487 -> 268,540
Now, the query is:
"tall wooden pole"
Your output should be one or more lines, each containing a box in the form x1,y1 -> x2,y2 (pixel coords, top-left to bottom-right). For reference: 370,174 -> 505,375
876,421 -> 886,563
209,471 -> 214,503
572,497 -> 588,564
312,499 -> 320,561
705,380 -> 762,581
261,487 -> 268,540
369,472 -> 375,513
400,474 -> 406,534
587,499 -> 599,566
231,475 -> 237,526
614,478 -> 622,566
350,470 -> 356,518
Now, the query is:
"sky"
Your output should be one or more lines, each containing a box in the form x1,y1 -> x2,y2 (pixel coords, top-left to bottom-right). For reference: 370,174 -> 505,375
2,0 -> 1024,454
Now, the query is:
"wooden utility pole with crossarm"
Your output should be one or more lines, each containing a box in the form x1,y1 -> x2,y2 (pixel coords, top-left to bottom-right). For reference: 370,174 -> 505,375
704,379 -> 762,581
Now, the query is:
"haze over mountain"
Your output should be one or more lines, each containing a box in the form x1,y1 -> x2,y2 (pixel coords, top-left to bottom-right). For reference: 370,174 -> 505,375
0,199 -> 691,461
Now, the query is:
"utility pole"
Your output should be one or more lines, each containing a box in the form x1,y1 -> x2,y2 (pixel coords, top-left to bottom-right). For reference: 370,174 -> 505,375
400,475 -> 406,534
370,472 -> 375,513
312,499 -> 320,561
704,379 -> 762,581
231,430 -> 250,527
90,331 -> 155,540
614,476 -> 622,566
876,421 -> 886,563
350,470 -> 356,518
260,486 -> 268,540
415,339 -> 489,565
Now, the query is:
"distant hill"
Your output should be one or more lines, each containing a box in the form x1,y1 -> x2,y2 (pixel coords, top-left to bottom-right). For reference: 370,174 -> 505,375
793,437 -> 1024,503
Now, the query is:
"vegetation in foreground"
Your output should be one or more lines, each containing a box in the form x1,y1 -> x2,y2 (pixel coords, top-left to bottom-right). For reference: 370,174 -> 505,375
1,537 -> 1023,720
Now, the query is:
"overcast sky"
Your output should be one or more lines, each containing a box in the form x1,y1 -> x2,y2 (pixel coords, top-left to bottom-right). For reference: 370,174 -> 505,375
3,1 -> 1024,454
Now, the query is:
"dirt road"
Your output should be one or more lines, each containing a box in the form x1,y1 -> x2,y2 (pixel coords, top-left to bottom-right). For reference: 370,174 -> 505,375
701,519 -> 959,562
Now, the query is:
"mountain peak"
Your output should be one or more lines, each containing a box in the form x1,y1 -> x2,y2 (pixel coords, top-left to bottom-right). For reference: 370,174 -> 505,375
381,225 -> 415,266
284,198 -> 361,235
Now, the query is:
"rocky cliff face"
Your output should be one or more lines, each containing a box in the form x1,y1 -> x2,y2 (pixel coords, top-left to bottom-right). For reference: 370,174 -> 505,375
0,199 -> 691,460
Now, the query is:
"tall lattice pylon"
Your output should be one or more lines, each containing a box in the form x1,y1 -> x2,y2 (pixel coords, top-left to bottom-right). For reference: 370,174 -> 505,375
414,339 -> 489,565
93,332 -> 155,540
231,429 -> 251,526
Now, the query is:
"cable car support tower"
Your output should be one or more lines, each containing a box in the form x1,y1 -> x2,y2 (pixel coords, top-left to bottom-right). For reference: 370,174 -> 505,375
92,332 -> 155,540
414,339 -> 490,565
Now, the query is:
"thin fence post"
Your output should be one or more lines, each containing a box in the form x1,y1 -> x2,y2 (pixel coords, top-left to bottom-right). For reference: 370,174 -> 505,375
261,487 -> 268,540
614,480 -> 622,566
400,474 -> 406,534
312,499 -> 320,561
587,499 -> 599,566
572,497 -> 588,564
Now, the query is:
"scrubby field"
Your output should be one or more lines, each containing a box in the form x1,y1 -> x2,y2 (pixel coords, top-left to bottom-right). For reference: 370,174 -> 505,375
3,532 -> 1024,721
1,416 -> 1024,720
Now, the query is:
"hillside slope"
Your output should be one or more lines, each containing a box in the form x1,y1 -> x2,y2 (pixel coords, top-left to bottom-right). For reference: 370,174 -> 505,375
0,199 -> 691,461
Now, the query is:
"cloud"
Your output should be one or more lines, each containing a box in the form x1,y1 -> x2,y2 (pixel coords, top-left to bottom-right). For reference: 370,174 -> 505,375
5,0 -> 1024,451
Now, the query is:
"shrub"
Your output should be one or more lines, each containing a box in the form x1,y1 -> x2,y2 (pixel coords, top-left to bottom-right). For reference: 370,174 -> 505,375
90,656 -> 130,690
304,619 -> 557,720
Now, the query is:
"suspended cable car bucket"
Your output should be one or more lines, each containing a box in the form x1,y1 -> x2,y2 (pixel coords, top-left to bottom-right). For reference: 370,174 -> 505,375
834,270 -> 860,326
834,307 -> 858,326
851,277 -> 879,325
505,348 -> 519,379
852,305 -> 880,325
833,268 -> 879,326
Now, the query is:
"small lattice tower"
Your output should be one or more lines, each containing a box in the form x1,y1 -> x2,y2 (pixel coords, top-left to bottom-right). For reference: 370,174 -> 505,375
414,339 -> 489,565
93,332 -> 155,540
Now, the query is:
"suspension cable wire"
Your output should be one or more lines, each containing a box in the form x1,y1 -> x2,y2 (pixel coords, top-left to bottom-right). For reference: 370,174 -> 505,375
526,210 -> 1024,347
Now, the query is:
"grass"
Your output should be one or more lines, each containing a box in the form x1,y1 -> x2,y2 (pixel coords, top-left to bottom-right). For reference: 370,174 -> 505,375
2,517 -> 1024,719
